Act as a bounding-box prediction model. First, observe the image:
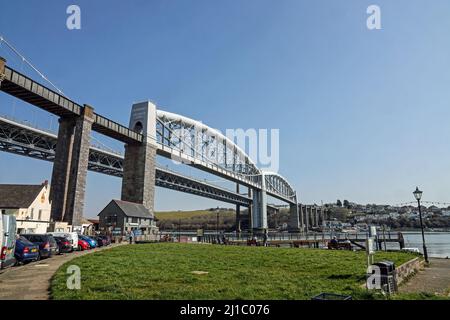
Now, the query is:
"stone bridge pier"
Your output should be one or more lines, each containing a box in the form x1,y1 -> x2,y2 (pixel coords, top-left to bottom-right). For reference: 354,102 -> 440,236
121,101 -> 157,213
50,105 -> 94,227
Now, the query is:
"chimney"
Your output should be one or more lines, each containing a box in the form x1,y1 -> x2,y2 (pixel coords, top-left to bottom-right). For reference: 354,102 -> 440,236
42,180 -> 49,188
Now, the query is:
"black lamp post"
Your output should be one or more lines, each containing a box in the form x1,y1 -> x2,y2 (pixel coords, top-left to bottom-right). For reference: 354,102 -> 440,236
413,187 -> 429,263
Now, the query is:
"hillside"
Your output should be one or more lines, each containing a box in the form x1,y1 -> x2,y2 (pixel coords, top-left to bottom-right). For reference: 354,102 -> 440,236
155,208 -> 239,231
155,208 -> 291,231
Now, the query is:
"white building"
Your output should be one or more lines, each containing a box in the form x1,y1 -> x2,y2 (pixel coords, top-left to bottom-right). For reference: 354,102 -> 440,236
441,210 -> 450,217
388,212 -> 400,219
0,181 -> 51,234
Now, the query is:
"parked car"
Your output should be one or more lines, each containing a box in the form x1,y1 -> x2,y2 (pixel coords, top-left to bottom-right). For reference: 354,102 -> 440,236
21,234 -> 59,259
77,239 -> 89,251
14,236 -> 39,264
78,235 -> 97,249
91,236 -> 104,247
0,214 -> 17,269
98,235 -> 111,246
94,235 -> 111,247
47,232 -> 78,251
54,236 -> 73,254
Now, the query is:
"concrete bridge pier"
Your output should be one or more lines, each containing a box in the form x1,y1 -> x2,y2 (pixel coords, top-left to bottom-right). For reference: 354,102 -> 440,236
304,205 -> 309,232
288,194 -> 301,233
247,188 -> 253,232
50,105 -> 94,227
314,207 -> 319,227
251,173 -> 268,233
299,204 -> 305,233
121,102 -> 157,213
320,207 -> 325,226
235,184 -> 241,234
313,207 -> 317,227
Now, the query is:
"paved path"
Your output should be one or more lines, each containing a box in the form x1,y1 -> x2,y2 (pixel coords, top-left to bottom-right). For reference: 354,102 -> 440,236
0,243 -> 124,300
399,258 -> 450,296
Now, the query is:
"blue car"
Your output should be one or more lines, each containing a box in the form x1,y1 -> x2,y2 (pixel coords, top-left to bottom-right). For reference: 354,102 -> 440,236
14,236 -> 39,264
79,235 -> 97,249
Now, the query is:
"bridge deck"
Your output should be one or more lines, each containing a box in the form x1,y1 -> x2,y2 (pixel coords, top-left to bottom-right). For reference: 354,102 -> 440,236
1,65 -> 143,144
0,115 -> 251,207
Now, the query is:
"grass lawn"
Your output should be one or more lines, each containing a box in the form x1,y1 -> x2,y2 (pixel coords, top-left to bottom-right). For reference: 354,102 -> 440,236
50,243 -> 417,300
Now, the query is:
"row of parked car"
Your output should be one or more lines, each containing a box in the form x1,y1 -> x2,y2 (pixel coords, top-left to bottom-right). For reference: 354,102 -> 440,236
5,231 -> 111,267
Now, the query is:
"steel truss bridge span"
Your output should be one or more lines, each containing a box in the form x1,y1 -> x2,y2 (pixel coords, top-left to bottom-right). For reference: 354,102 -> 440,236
0,64 -> 296,205
0,115 -> 251,207
154,110 -> 297,205
0,58 -> 300,231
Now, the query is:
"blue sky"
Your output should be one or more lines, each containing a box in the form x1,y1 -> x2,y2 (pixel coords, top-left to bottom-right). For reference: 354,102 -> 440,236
1,1 -> 450,217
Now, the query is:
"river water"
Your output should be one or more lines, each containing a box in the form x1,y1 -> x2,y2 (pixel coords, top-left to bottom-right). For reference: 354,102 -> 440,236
397,232 -> 450,258
171,230 -> 450,258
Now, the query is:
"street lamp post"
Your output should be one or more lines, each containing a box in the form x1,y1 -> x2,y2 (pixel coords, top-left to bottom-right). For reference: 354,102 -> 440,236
413,187 -> 429,264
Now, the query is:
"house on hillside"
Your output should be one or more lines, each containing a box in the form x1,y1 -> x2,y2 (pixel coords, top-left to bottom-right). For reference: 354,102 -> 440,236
427,205 -> 441,213
98,199 -> 158,236
0,181 -> 51,234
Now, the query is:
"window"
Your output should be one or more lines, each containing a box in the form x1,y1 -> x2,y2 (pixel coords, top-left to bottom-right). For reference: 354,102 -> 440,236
30,208 -> 34,220
106,215 -> 117,224
38,209 -> 42,220
1,209 -> 5,215
132,217 -> 138,223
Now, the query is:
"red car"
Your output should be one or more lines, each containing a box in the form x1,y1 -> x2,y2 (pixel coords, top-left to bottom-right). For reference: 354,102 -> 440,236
77,239 -> 89,251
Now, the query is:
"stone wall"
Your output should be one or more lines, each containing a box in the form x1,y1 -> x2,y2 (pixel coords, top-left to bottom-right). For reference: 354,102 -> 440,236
121,142 -> 156,212
396,257 -> 424,285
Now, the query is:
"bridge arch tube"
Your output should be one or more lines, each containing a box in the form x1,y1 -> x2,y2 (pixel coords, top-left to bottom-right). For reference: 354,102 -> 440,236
155,110 -> 297,205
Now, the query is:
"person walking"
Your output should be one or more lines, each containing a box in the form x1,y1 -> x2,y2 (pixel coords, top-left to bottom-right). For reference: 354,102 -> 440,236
128,231 -> 134,244
263,230 -> 268,247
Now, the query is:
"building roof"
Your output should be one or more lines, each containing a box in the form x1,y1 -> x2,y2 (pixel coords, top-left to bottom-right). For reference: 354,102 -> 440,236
0,184 -> 45,209
80,218 -> 94,225
99,200 -> 154,219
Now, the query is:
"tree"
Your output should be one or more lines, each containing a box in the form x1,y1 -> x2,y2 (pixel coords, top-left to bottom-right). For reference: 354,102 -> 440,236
337,200 -> 342,207
343,200 -> 350,209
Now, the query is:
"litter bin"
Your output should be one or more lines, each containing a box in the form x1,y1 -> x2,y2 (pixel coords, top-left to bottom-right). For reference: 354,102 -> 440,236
311,293 -> 352,300
372,260 -> 397,294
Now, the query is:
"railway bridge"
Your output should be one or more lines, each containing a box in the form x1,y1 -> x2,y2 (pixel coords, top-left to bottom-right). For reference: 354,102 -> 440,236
0,57 -> 301,233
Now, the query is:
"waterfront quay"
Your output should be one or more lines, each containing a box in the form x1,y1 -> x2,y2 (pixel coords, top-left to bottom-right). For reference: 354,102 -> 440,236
163,231 -> 406,250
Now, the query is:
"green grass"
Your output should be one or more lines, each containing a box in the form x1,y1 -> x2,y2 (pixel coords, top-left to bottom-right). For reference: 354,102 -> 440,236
50,244 -> 417,300
155,210 -> 234,220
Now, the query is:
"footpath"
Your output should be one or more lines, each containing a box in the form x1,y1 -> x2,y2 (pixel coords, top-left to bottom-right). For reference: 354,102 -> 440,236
0,243 -> 124,300
399,258 -> 450,296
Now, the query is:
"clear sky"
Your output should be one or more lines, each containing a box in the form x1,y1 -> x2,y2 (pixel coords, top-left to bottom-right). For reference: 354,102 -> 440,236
1,1 -> 450,217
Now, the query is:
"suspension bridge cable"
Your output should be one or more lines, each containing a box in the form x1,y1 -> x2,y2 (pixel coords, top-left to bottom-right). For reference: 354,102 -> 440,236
0,35 -> 67,97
